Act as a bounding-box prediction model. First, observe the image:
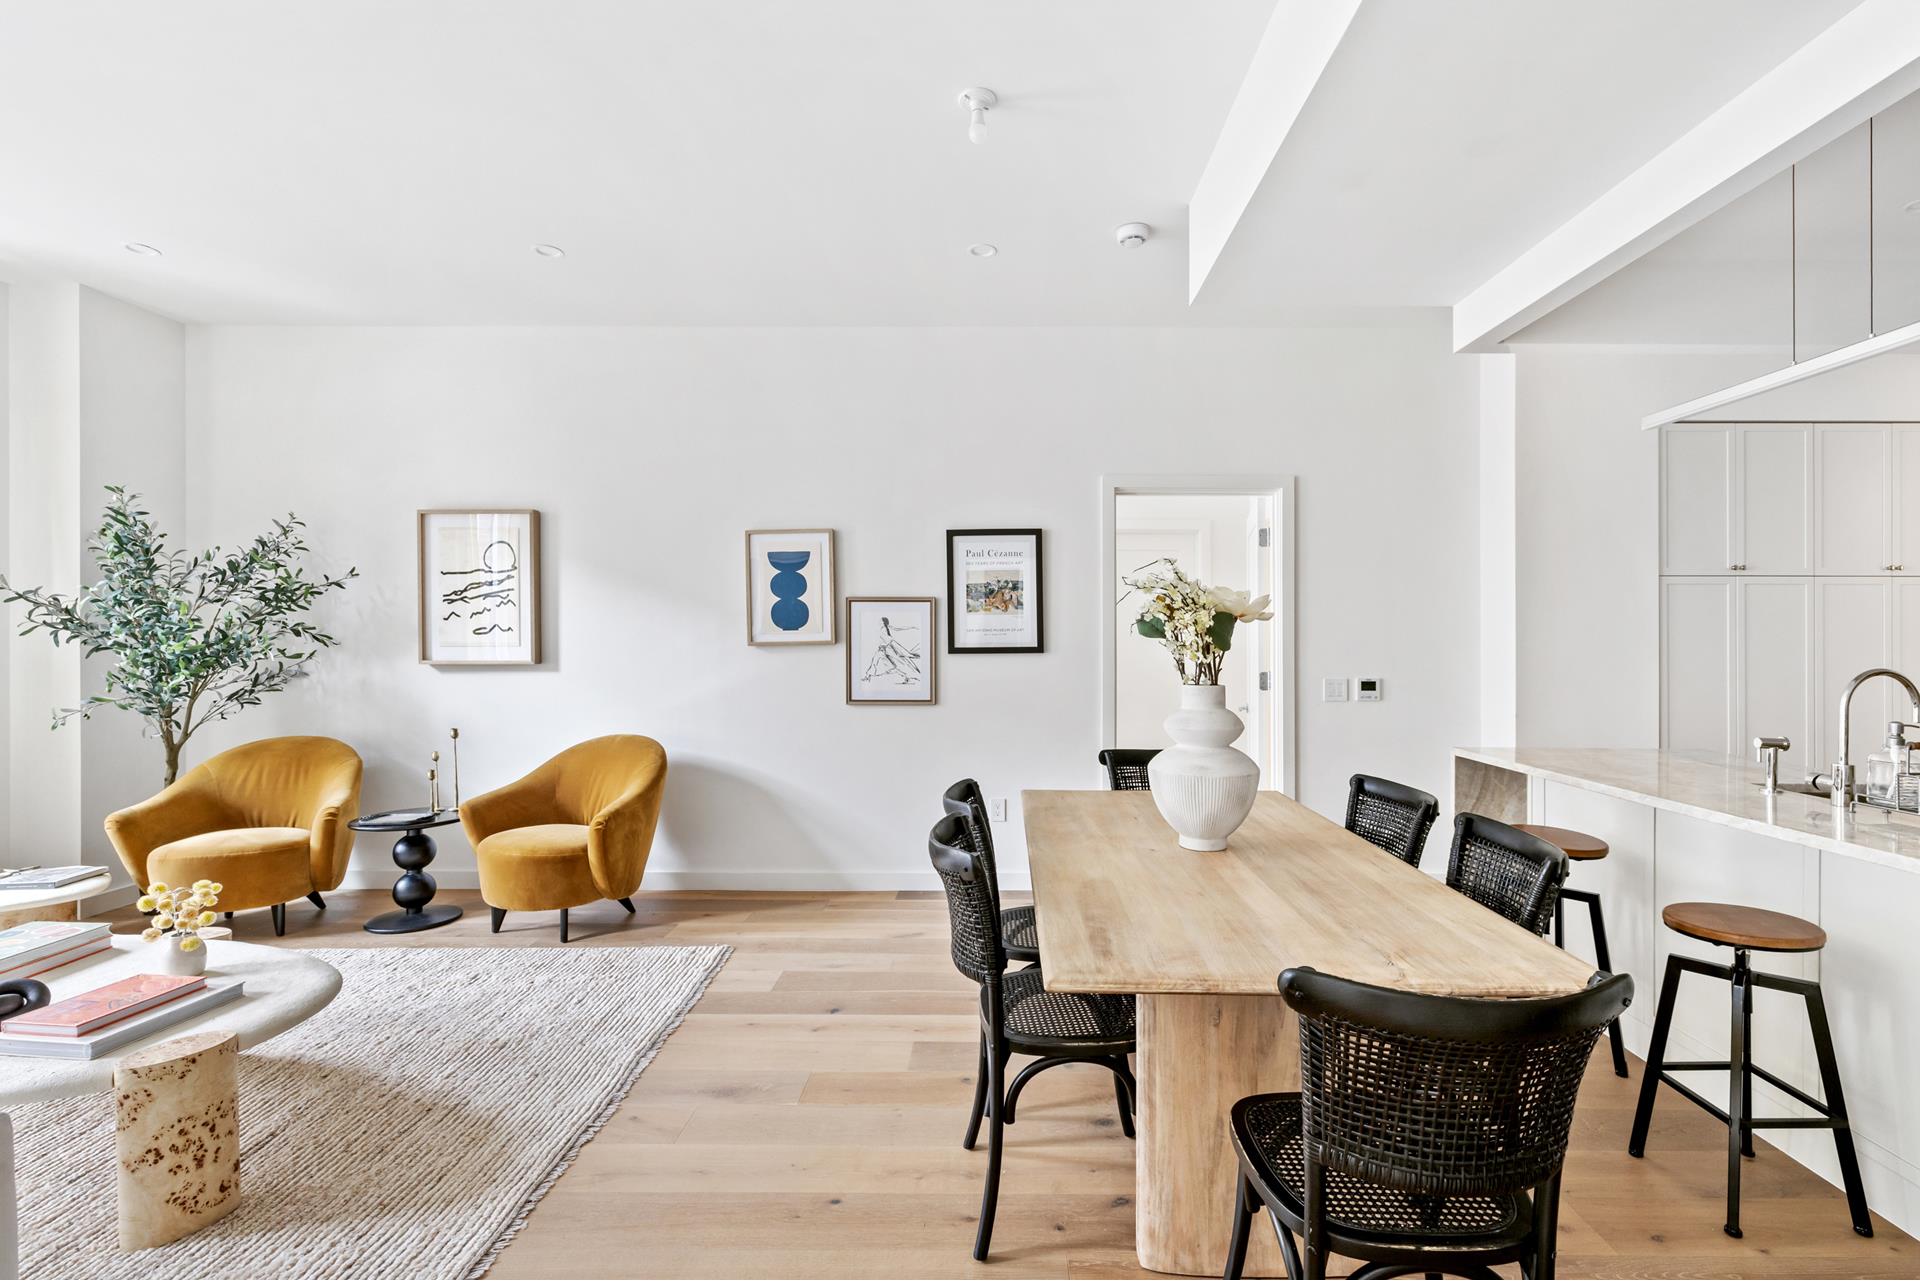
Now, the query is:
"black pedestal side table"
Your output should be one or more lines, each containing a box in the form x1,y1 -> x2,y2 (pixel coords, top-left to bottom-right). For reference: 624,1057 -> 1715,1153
350,808 -> 464,934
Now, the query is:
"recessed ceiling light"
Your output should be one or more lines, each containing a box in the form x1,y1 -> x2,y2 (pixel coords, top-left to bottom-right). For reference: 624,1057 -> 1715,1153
968,243 -> 998,258
123,242 -> 162,256
532,243 -> 565,259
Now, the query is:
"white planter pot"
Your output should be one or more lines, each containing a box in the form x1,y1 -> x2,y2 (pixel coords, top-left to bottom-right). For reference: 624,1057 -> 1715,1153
1148,683 -> 1260,851
152,936 -> 207,978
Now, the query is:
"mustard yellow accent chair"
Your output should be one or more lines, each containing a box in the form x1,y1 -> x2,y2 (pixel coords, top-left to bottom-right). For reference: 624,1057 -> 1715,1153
104,736 -> 363,937
460,735 -> 667,942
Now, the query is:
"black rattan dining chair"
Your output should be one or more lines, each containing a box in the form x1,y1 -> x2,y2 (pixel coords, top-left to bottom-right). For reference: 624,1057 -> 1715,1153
942,778 -> 1039,965
1098,748 -> 1158,791
1342,773 -> 1441,867
928,813 -> 1137,1262
1445,812 -> 1569,937
1225,965 -> 1633,1280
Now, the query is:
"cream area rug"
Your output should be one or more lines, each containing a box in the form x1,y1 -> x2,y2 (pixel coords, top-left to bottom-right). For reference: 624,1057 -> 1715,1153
10,944 -> 730,1280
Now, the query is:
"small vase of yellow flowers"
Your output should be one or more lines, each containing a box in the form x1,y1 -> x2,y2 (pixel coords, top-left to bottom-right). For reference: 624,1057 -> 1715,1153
139,879 -> 223,977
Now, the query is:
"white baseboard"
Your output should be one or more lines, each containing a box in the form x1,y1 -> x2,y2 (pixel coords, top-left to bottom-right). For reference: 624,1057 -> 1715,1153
333,867 -> 1028,893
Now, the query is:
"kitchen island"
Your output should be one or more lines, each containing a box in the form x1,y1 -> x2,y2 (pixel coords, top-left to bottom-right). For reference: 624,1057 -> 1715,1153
1454,747 -> 1920,1236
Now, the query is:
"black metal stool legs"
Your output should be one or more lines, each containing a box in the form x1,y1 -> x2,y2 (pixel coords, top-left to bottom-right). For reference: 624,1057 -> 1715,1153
963,1032 -> 989,1151
1557,886 -> 1627,1077
1627,947 -> 1873,1239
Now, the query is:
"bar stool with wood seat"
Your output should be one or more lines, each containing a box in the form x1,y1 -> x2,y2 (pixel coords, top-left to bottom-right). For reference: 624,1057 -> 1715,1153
1517,823 -> 1628,1078
1628,901 -> 1872,1240
1097,748 -> 1157,791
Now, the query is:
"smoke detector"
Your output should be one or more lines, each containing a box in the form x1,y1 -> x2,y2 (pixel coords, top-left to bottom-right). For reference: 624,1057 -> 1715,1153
958,87 -> 998,144
1115,222 -> 1153,249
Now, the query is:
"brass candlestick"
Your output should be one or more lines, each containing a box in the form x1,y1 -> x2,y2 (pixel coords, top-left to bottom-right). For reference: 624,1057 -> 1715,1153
430,752 -> 441,814
449,728 -> 461,810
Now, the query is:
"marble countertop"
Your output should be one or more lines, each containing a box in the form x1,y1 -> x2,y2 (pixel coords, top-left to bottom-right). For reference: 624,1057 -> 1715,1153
1455,746 -> 1920,874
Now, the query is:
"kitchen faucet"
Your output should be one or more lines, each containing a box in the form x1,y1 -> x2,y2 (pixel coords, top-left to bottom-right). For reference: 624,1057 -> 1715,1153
1828,668 -> 1920,811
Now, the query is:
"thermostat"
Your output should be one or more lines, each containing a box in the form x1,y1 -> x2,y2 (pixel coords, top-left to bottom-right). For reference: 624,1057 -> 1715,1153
1356,677 -> 1383,702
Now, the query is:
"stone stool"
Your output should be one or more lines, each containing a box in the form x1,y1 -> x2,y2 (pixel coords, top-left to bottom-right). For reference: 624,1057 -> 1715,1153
115,1029 -> 240,1250
1516,822 -> 1627,1077
1627,901 -> 1871,1239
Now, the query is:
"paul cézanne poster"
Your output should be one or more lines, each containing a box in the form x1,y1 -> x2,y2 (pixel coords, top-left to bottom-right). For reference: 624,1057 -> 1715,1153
946,528 -> 1043,654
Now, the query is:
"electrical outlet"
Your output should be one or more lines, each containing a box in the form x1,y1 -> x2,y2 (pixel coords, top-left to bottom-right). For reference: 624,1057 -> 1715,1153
990,797 -> 1009,823
1322,677 -> 1349,702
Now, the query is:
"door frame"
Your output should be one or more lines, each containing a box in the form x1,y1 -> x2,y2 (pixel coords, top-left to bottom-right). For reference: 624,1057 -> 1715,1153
1099,474 -> 1298,797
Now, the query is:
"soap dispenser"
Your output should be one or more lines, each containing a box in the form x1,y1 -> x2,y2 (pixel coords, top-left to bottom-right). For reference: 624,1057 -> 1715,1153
1864,721 -> 1920,812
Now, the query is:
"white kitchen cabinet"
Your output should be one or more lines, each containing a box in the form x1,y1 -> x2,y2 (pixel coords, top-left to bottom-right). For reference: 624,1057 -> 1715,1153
1895,426 -> 1920,574
1662,427 -> 1734,575
1815,425 -> 1894,575
1739,577 -> 1815,779
1662,577 -> 1736,758
1814,577 -> 1892,773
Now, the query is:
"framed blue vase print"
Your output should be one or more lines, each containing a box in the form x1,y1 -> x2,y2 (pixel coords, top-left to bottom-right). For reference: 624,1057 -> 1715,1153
745,529 -> 837,645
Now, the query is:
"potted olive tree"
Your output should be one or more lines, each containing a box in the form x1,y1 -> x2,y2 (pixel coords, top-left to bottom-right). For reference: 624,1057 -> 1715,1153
0,486 -> 356,786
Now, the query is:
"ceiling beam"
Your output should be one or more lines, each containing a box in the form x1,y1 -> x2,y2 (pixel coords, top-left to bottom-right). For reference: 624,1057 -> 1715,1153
1187,0 -> 1363,304
1451,0 -> 1920,353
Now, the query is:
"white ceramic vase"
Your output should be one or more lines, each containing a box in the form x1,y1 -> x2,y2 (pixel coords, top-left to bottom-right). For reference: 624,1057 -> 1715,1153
1147,683 -> 1260,851
154,936 -> 207,978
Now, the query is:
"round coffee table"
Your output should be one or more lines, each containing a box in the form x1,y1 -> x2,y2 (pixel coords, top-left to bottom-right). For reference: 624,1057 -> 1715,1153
0,869 -> 115,931
349,808 -> 464,934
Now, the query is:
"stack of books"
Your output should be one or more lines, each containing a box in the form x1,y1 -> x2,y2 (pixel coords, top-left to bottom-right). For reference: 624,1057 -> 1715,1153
0,865 -> 102,890
0,972 -> 245,1060
0,920 -> 112,981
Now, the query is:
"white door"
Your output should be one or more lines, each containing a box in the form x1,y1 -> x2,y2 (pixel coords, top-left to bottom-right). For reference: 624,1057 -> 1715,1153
1815,426 -> 1892,575
1738,425 -> 1813,574
1893,427 -> 1920,574
1739,578 -> 1814,779
1814,577 -> 1893,772
1663,428 -> 1734,575
1662,578 -> 1736,757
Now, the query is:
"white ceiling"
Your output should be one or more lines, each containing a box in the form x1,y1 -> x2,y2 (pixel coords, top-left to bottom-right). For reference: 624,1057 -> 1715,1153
0,0 -> 1879,327
0,0 -> 1272,324
1196,0 -> 1866,311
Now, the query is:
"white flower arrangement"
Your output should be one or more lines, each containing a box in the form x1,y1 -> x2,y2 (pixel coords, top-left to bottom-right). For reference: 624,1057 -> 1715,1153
138,879 -> 223,952
1122,558 -> 1273,686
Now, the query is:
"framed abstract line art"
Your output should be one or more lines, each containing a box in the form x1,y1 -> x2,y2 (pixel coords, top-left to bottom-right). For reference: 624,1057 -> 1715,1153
746,528 -> 837,645
946,528 -> 1043,654
418,509 -> 541,665
846,597 -> 936,704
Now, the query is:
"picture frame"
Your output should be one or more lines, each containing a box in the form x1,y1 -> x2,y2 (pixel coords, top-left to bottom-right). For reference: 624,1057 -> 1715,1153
846,597 -> 937,705
418,509 -> 541,665
746,529 -> 837,645
946,528 -> 1044,654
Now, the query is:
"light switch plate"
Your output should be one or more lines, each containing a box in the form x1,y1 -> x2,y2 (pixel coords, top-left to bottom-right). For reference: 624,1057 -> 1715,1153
1356,677 -> 1383,702
990,797 -> 1009,822
1322,677 -> 1349,702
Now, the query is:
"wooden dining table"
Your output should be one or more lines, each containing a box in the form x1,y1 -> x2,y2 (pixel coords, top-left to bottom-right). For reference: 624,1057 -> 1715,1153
1023,788 -> 1599,1277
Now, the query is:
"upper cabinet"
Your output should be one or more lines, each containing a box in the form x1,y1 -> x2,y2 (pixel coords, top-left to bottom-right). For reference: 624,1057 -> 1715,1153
1662,425 -> 1810,575
1895,427 -> 1920,574
1815,425 -> 1894,574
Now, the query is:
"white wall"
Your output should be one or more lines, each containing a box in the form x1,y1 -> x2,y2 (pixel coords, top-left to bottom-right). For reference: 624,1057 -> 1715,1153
181,322 -> 1482,889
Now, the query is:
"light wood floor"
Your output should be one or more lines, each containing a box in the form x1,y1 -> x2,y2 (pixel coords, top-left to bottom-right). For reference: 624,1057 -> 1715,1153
106,888 -> 1920,1279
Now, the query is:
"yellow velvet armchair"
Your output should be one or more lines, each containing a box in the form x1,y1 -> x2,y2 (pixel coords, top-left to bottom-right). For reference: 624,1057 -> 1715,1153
460,735 -> 667,941
104,736 -> 363,937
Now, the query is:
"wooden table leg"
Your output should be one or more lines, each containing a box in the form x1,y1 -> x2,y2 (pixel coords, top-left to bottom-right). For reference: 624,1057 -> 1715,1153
1136,992 -> 1300,1276
115,1030 -> 240,1251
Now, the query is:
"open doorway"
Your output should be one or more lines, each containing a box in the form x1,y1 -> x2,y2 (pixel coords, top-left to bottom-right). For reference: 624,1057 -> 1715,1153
1099,476 -> 1296,795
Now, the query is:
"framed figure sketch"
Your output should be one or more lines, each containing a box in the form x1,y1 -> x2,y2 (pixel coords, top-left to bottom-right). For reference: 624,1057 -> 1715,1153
418,509 -> 541,665
847,597 -> 936,704
946,528 -> 1043,653
746,529 -> 837,645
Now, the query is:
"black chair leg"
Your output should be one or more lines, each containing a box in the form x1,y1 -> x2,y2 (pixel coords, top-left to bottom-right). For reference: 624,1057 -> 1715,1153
1579,889 -> 1629,1078
1724,949 -> 1751,1238
271,902 -> 286,937
1533,1172 -> 1562,1279
973,1044 -> 1006,1261
224,911 -> 233,922
559,908 -> 569,943
1553,896 -> 1565,948
618,896 -> 636,913
306,891 -> 326,911
1224,1170 -> 1254,1279
963,1033 -> 988,1151
490,907 -> 505,933
1628,953 -> 1685,1157
1804,979 -> 1875,1236
1111,1061 -> 1135,1140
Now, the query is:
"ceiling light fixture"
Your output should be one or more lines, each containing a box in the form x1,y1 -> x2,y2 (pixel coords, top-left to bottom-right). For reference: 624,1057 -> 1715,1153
957,87 -> 997,144
968,243 -> 998,258
123,242 -> 162,256
531,243 -> 565,259
1115,222 -> 1153,249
